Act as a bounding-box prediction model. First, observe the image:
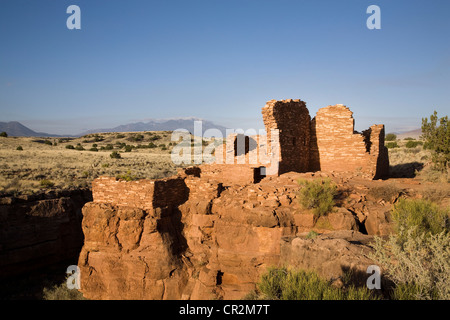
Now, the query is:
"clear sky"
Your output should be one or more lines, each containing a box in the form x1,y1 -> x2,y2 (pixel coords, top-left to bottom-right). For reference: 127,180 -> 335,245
0,0 -> 449,135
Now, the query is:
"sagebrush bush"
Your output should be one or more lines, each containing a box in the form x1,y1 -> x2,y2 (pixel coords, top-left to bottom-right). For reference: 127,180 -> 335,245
306,230 -> 319,239
416,164 -> 450,183
255,267 -> 378,300
116,170 -> 137,181
390,198 -> 449,242
297,178 -> 337,218
420,186 -> 449,203
40,179 -> 55,188
370,229 -> 450,300
42,279 -> 85,300
405,140 -> 422,148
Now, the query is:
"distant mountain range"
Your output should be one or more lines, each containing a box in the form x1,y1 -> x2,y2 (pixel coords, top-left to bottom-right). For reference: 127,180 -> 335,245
79,118 -> 229,137
391,128 -> 422,140
0,118 -> 230,137
0,121 -> 64,137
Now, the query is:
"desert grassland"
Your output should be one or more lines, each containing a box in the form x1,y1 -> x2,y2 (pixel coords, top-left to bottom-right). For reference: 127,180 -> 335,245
0,131 -> 217,195
387,138 -> 449,183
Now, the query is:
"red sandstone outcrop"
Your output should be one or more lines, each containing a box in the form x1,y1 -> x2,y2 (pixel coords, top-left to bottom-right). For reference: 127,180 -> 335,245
0,189 -> 91,279
77,169 -> 389,300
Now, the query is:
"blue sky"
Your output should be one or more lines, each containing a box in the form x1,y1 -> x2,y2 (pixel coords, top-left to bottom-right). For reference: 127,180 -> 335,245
0,0 -> 449,135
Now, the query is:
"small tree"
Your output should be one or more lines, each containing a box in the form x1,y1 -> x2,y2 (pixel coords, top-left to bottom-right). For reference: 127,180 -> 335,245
0,131 -> 8,137
421,111 -> 449,170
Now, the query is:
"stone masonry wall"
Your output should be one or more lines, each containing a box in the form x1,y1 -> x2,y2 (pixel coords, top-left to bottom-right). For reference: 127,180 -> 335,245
309,104 -> 389,178
262,99 -> 311,174
92,176 -> 188,210
213,100 -> 389,180
363,124 -> 390,179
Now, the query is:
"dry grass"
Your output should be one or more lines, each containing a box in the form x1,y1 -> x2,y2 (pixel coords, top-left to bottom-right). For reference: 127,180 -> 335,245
0,131 -> 218,195
367,183 -> 403,202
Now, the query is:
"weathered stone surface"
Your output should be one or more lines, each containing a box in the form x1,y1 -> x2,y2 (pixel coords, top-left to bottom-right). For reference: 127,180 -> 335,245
77,169 -> 396,300
364,206 -> 394,236
0,189 -> 92,279
281,231 -> 376,283
327,208 -> 359,231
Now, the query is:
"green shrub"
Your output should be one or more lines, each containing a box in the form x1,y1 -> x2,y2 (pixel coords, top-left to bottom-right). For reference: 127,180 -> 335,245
44,140 -> 53,146
65,145 -> 75,150
391,199 -> 449,242
124,145 -> 133,152
256,267 -> 378,300
89,147 -> 98,152
149,135 -> 161,141
116,170 -> 137,181
297,178 -> 337,218
370,229 -> 450,300
40,179 -> 55,188
93,135 -> 104,142
116,134 -> 125,139
128,134 -> 144,142
404,137 -> 415,140
306,230 -> 319,239
391,283 -> 425,300
16,146 -> 23,151
75,143 -> 84,151
42,279 -> 85,300
386,142 -> 399,148
0,131 -> 8,137
405,140 -> 421,148
148,142 -> 157,148
101,144 -> 114,151
110,151 -> 121,159
385,133 -> 397,141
